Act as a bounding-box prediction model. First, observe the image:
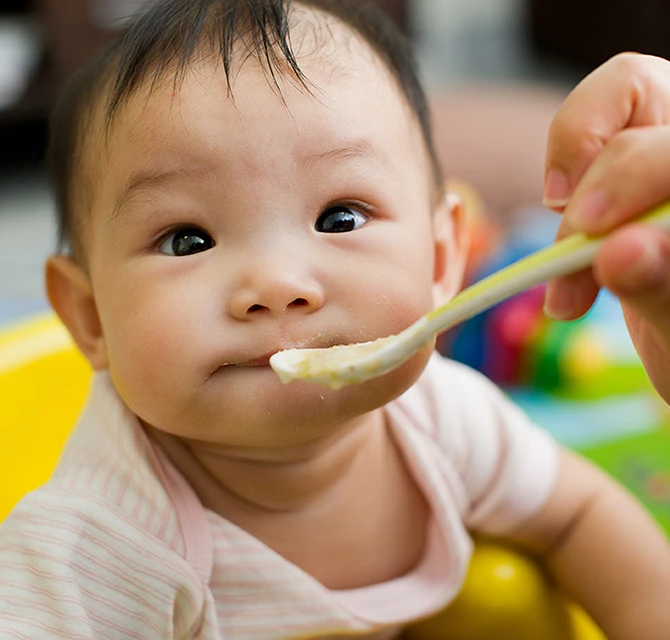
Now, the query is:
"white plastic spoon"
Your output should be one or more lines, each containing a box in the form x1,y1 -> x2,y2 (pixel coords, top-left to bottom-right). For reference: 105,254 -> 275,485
270,203 -> 670,389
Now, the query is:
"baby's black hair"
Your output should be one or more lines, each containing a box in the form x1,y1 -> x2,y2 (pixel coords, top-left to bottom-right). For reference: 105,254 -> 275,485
48,0 -> 443,260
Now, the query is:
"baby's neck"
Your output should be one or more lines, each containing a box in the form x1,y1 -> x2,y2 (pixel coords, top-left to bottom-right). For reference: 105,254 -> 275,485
144,408 -> 389,514
144,409 -> 429,589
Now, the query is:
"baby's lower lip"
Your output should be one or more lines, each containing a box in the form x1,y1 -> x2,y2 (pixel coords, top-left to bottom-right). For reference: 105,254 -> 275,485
237,356 -> 272,367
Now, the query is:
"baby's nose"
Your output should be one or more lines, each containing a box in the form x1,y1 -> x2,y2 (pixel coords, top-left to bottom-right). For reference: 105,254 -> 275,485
228,264 -> 325,319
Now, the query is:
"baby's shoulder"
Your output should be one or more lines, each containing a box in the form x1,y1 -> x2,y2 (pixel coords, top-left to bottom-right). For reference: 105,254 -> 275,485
398,353 -> 519,427
391,353 -> 544,467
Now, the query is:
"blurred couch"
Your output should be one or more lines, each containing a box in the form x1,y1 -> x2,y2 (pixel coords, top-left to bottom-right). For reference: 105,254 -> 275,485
430,85 -> 566,219
528,0 -> 670,70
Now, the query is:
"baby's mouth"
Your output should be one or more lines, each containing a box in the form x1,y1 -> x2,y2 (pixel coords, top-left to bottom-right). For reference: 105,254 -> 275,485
219,353 -> 275,369
217,335 -> 346,372
236,355 -> 272,367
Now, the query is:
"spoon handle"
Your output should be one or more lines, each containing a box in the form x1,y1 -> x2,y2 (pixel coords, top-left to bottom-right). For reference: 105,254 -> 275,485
422,202 -> 670,340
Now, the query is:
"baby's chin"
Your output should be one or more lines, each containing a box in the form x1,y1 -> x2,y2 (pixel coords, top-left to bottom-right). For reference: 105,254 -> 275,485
137,346 -> 435,451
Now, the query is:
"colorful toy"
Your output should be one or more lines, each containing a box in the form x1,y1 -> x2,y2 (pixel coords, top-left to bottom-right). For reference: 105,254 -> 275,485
443,204 -> 657,399
439,205 -> 552,387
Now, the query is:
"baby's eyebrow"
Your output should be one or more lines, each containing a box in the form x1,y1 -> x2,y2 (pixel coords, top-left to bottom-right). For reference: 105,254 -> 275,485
111,164 -> 220,220
299,138 -> 391,172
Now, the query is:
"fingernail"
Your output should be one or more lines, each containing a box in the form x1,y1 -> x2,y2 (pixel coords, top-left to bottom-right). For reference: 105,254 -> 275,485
543,169 -> 570,209
572,189 -> 609,229
543,281 -> 573,320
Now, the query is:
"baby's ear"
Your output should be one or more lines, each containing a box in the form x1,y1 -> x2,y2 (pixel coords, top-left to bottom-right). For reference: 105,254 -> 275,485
432,190 -> 469,307
45,255 -> 108,370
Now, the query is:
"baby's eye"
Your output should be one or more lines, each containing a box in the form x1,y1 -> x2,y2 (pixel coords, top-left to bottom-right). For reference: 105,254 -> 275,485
315,206 -> 368,233
158,227 -> 214,256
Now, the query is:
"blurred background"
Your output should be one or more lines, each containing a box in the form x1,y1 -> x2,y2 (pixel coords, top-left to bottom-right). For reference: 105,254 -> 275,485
2,0 -> 670,528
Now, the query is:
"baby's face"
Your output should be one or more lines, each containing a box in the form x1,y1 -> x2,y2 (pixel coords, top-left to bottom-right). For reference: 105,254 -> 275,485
79,19 -> 463,448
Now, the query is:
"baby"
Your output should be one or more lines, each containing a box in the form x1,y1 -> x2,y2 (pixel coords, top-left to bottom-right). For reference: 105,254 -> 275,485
1,0 -> 669,638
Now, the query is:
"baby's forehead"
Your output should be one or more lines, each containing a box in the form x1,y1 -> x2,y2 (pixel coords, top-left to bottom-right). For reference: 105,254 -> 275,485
87,50 -> 419,211
99,10 -> 400,141
81,5 -> 425,203
91,41 -> 417,198
101,49 -> 408,168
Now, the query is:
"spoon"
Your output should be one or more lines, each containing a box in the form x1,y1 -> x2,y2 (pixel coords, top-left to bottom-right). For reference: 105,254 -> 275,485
270,202 -> 670,389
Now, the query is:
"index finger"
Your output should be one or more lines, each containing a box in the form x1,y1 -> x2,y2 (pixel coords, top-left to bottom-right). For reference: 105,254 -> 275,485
543,53 -> 670,211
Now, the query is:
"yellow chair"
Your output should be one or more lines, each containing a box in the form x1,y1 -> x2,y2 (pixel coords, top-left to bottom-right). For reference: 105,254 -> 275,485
406,541 -> 604,639
0,313 -> 604,639
0,312 -> 91,520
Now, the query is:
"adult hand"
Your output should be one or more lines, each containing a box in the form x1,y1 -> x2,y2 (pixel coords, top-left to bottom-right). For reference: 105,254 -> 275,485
542,53 -> 670,403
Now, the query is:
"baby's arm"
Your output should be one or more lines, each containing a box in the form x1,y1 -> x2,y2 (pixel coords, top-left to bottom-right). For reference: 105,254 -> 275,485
508,447 -> 670,639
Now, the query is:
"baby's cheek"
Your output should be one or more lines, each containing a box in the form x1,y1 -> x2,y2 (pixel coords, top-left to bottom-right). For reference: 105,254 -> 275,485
106,321 -> 185,419
382,287 -> 434,332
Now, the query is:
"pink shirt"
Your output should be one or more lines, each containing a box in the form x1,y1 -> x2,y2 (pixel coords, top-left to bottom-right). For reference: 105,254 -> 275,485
0,354 -> 558,638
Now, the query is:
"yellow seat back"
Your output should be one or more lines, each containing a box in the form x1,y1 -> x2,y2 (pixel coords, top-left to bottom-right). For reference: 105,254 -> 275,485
0,313 -> 92,520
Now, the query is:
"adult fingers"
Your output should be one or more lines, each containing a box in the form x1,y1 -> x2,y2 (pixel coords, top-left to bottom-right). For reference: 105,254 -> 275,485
595,224 -> 670,313
595,224 -> 670,401
543,53 -> 670,212
544,216 -> 600,319
563,124 -> 670,235
544,125 -> 670,319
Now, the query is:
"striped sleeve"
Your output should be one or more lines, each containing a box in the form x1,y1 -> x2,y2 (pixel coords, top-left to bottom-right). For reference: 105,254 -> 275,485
0,487 -> 207,639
